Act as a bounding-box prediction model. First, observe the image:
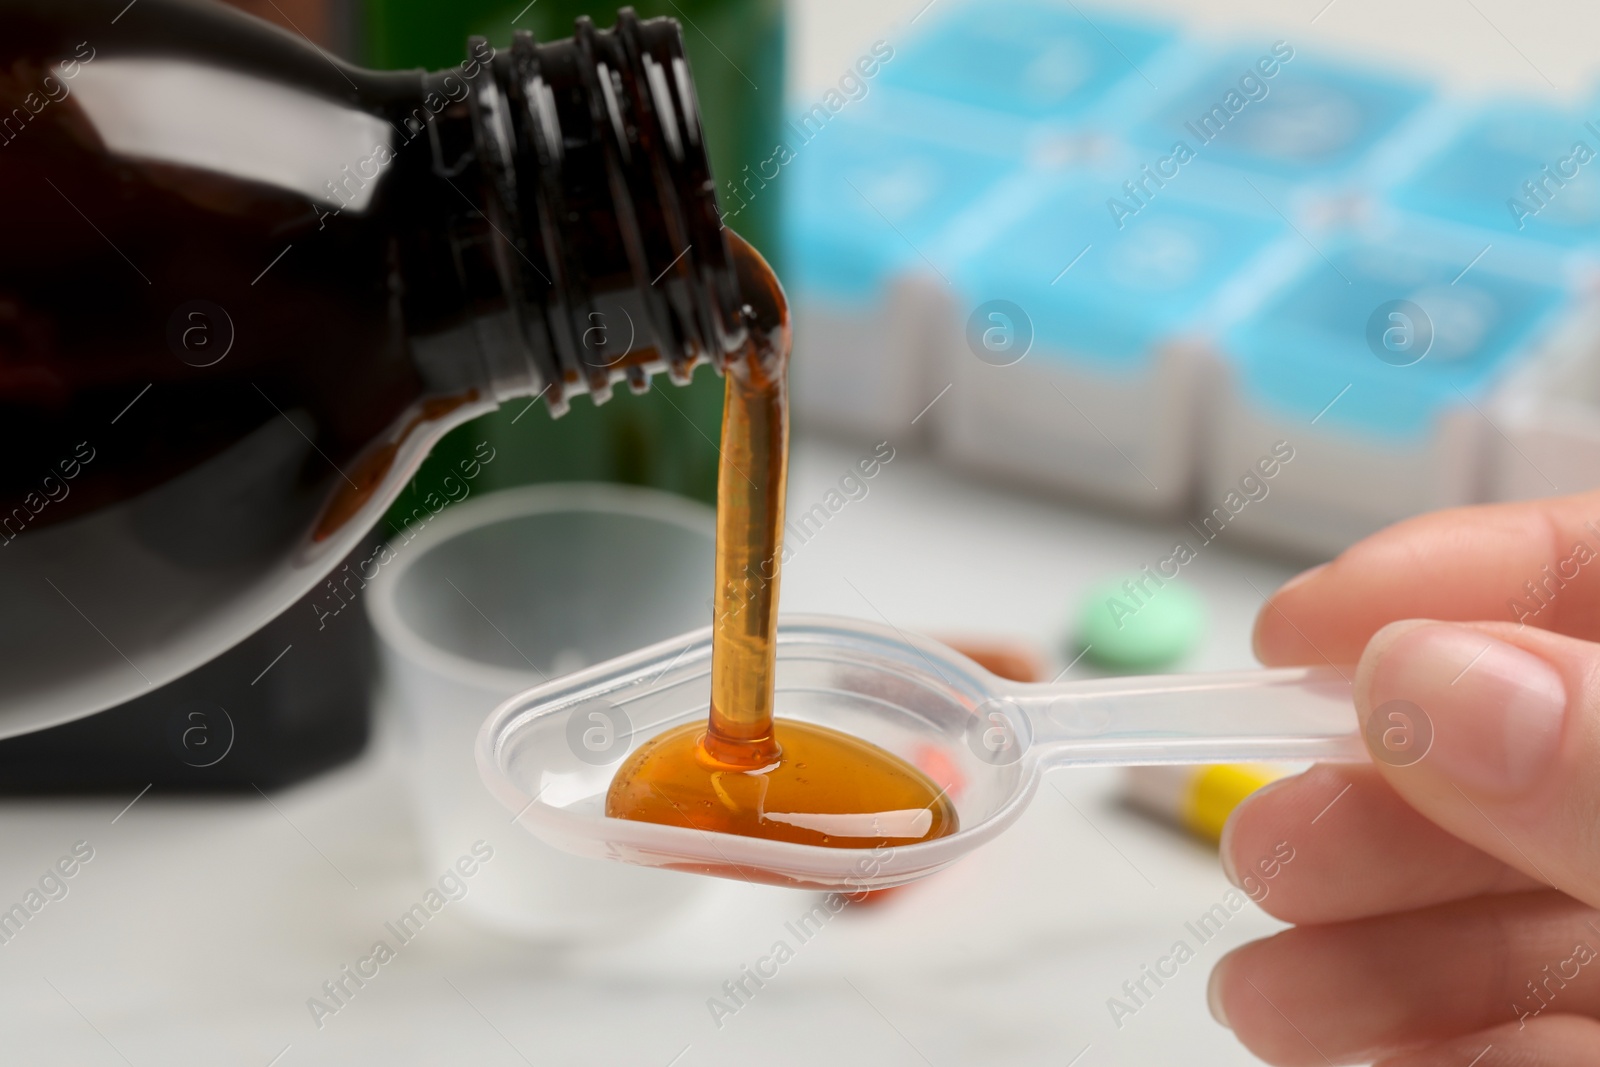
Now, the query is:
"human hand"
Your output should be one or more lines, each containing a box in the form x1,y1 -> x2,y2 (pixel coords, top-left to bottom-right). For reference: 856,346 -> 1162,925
1210,489 -> 1600,1065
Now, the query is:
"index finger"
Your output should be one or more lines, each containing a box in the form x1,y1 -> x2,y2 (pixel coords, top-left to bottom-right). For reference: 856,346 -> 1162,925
1254,489 -> 1600,667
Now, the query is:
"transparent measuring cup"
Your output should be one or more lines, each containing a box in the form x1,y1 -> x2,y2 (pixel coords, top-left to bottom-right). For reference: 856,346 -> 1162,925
476,615 -> 1362,892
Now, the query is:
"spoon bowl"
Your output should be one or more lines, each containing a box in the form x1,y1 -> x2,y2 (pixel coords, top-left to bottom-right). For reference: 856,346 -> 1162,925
476,615 -> 1362,891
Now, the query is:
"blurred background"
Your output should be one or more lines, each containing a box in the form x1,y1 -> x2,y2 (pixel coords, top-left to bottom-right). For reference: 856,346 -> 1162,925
5,0 -> 1600,1063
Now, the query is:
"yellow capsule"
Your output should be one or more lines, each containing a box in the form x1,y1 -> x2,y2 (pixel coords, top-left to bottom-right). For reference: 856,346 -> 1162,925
1123,764 -> 1288,845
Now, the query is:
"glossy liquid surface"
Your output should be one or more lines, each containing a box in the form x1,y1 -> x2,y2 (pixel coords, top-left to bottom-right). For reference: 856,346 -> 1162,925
605,236 -> 959,850
605,720 -> 959,849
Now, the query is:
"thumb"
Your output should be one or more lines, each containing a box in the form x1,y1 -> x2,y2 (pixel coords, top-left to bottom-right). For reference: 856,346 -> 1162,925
1356,619 -> 1600,907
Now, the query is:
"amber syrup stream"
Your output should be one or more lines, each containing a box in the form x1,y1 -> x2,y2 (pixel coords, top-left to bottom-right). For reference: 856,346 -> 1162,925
604,236 -> 959,854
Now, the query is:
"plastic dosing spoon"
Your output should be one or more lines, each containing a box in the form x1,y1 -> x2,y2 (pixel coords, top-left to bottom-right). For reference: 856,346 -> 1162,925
477,615 -> 1364,891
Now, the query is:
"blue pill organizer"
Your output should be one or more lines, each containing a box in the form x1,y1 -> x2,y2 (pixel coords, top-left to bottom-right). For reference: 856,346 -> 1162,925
935,175 -> 1286,512
1130,47 -> 1433,189
1393,96 -> 1600,247
783,107 -> 1022,436
781,0 -> 1600,552
1208,222 -> 1582,552
874,0 -> 1173,123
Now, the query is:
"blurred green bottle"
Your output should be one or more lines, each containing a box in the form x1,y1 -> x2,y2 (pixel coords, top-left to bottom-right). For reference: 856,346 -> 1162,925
363,0 -> 784,513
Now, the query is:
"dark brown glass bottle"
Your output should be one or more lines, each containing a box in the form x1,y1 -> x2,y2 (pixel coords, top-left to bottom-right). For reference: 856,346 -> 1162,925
0,0 -> 746,733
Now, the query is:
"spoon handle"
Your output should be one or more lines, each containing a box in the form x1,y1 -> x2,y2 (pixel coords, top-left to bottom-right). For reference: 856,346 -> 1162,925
1007,666 -> 1369,768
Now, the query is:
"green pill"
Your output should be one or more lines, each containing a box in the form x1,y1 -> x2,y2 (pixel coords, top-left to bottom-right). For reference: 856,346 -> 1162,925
1075,575 -> 1205,671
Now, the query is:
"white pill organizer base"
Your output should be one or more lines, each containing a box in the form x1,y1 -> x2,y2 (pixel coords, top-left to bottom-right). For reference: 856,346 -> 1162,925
789,276 -> 948,440
938,342 -> 1200,513
1485,308 -> 1600,503
1203,381 -> 1484,558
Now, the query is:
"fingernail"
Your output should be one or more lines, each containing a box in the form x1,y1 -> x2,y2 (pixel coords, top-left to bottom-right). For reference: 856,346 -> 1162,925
1218,827 -> 1242,888
1367,624 -> 1566,795
1206,958 -> 1231,1029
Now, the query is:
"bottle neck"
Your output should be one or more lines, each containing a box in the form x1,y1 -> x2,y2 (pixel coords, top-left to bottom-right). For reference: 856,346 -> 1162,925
396,13 -> 746,417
